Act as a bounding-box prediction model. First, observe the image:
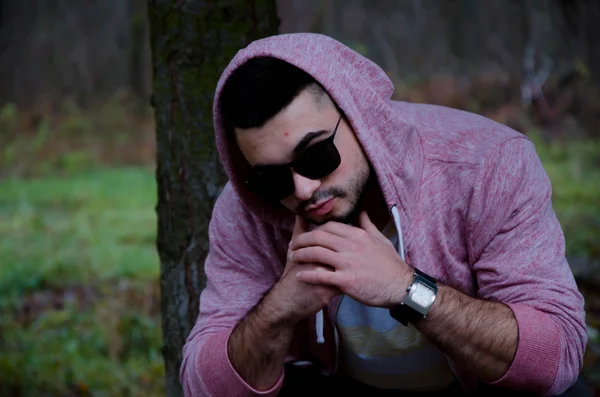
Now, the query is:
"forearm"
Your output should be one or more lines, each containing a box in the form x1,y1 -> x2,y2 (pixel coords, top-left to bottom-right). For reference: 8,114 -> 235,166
414,285 -> 518,382
227,293 -> 295,391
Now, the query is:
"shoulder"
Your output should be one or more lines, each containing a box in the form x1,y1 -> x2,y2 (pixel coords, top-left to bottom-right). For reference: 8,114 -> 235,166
210,182 -> 291,260
211,182 -> 266,240
395,102 -> 526,166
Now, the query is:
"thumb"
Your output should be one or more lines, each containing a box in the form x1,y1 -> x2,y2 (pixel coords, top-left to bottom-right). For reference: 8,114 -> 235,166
288,216 -> 309,264
292,215 -> 310,239
359,211 -> 379,235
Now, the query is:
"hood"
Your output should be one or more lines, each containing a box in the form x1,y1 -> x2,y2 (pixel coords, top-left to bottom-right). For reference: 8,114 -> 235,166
212,33 -> 423,231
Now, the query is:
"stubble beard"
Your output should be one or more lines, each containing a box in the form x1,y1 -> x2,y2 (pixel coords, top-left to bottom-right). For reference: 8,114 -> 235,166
307,164 -> 372,226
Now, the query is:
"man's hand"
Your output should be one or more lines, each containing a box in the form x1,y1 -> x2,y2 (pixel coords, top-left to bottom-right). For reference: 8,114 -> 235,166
290,211 -> 412,308
261,215 -> 340,326
291,212 -> 518,383
228,215 -> 340,391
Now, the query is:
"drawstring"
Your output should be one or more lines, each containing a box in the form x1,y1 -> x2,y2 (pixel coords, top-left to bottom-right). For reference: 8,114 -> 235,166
315,309 -> 325,344
390,205 -> 405,261
313,204 -> 405,345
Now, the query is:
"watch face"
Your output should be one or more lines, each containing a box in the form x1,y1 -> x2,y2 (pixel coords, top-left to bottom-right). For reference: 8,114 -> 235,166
411,283 -> 434,308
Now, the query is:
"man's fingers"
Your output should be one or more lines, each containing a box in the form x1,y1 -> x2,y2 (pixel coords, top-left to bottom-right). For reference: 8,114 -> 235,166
290,230 -> 345,252
291,246 -> 342,269
315,221 -> 358,238
358,211 -> 380,235
292,215 -> 310,238
296,269 -> 345,288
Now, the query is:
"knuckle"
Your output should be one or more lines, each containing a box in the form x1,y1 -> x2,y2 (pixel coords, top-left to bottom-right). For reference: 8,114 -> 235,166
342,273 -> 355,289
307,246 -> 320,259
317,290 -> 331,306
341,256 -> 353,269
356,229 -> 368,239
291,249 -> 302,262
313,230 -> 327,241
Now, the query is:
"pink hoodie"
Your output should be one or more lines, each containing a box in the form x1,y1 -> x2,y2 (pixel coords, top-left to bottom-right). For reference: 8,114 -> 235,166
180,33 -> 586,396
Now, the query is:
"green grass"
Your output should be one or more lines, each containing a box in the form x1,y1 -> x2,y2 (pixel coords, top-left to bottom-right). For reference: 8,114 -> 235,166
0,166 -> 164,397
529,132 -> 600,260
0,168 -> 158,299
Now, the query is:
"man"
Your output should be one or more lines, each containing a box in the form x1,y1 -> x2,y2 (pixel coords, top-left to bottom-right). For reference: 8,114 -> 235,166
180,33 -> 588,396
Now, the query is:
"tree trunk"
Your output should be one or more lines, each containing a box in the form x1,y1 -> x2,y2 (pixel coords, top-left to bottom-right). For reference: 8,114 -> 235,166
147,1 -> 279,396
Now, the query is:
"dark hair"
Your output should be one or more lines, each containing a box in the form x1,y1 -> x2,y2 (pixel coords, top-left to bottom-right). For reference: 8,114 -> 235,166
220,56 -> 327,129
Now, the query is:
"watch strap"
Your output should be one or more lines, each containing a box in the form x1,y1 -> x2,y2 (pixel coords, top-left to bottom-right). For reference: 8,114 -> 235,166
414,268 -> 436,285
390,301 -> 422,326
413,268 -> 437,296
389,268 -> 437,326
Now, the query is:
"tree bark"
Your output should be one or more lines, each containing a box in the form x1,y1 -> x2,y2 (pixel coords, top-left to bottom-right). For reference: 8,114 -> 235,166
147,1 -> 279,396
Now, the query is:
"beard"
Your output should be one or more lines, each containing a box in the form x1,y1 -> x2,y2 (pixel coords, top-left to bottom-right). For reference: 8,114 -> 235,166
304,163 -> 372,226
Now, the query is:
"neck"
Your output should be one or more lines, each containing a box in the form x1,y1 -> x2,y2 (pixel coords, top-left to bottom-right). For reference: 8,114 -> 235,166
359,174 -> 389,231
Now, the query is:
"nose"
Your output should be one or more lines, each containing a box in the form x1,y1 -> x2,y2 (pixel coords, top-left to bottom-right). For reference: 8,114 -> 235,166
291,171 -> 321,201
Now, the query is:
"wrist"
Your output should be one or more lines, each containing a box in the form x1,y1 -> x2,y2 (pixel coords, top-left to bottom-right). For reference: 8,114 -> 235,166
388,267 -> 414,307
389,268 -> 439,326
255,287 -> 297,333
230,296 -> 294,360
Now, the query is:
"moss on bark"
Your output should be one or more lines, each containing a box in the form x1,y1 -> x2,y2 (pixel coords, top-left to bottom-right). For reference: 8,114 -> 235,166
147,1 -> 278,395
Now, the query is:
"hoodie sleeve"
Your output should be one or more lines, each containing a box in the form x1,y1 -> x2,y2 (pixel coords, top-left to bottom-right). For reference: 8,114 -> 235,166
467,137 -> 587,396
180,185 -> 285,397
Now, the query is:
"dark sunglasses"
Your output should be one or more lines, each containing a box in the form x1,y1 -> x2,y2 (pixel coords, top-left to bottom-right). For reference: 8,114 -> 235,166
245,116 -> 343,202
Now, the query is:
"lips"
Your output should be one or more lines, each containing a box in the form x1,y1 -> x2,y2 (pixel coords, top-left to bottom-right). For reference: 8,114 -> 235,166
306,198 -> 335,216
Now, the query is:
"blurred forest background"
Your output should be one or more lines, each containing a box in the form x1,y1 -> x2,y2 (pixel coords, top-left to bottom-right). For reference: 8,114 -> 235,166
0,1 -> 599,396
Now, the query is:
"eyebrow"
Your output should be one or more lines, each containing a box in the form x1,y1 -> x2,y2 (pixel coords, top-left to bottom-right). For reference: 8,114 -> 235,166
252,129 -> 329,170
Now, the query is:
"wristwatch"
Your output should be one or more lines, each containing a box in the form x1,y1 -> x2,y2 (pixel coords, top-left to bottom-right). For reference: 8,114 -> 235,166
390,268 -> 438,326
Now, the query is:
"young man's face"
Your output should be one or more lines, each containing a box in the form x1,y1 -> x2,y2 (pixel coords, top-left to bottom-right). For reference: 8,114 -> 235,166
235,88 -> 370,225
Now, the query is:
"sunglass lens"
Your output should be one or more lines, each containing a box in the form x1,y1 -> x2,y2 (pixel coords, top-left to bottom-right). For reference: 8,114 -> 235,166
251,169 -> 295,202
245,132 -> 341,202
294,141 -> 341,179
